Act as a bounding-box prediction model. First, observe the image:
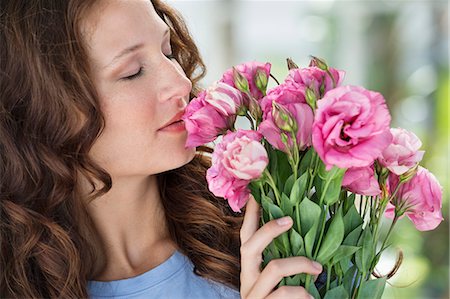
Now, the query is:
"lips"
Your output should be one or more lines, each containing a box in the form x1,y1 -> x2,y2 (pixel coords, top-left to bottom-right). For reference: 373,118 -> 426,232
158,110 -> 186,130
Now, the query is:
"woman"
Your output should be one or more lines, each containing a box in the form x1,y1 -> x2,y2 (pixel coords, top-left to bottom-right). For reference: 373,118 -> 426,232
0,0 -> 322,298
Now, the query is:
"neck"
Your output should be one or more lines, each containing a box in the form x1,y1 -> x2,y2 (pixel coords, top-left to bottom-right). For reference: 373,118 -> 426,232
86,174 -> 177,281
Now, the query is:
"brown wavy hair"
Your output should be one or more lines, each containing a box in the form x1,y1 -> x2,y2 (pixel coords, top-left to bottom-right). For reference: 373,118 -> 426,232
0,0 -> 243,297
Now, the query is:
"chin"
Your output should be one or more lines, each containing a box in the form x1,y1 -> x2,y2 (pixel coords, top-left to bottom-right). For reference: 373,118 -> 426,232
166,146 -> 197,172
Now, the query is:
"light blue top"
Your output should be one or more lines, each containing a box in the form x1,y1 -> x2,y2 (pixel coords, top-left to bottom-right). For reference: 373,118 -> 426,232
87,250 -> 241,299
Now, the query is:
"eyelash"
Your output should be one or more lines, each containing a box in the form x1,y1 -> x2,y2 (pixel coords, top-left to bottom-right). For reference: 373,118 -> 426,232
122,54 -> 176,81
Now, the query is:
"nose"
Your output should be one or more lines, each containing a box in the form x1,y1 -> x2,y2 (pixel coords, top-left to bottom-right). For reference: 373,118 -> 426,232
157,57 -> 193,104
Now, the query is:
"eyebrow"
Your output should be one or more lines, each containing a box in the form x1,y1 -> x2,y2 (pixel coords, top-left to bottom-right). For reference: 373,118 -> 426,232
106,28 -> 170,69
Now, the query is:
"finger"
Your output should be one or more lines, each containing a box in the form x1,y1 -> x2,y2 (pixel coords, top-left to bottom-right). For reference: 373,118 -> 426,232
248,256 -> 322,299
240,195 -> 261,245
239,195 -> 262,295
265,286 -> 313,299
241,215 -> 293,261
240,216 -> 293,297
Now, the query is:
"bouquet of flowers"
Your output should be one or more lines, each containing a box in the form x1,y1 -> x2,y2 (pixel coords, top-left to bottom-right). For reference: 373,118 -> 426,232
182,57 -> 443,299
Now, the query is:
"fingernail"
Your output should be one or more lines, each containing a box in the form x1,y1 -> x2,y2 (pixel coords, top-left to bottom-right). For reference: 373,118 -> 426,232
276,216 -> 292,226
312,261 -> 322,271
309,295 -> 315,299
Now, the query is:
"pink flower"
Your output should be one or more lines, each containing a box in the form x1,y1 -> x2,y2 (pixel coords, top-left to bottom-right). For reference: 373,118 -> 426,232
342,165 -> 381,196
385,166 -> 443,231
204,81 -> 244,116
378,128 -> 425,175
258,84 -> 314,152
206,130 -> 269,212
285,66 -> 345,98
182,91 -> 234,148
312,85 -> 393,170
220,61 -> 271,100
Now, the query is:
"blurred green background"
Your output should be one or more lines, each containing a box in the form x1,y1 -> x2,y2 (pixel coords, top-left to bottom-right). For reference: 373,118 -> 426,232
168,1 -> 449,298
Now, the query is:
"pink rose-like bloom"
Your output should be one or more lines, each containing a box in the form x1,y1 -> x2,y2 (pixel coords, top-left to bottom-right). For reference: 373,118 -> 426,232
385,166 -> 443,231
220,61 -> 271,100
285,66 -> 345,98
182,91 -> 233,148
206,130 -> 269,212
342,165 -> 381,196
312,85 -> 393,170
204,81 -> 244,116
258,83 -> 314,152
378,127 -> 425,175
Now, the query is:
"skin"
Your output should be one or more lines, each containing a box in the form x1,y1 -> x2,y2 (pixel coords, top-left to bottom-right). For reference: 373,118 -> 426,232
81,0 -> 322,297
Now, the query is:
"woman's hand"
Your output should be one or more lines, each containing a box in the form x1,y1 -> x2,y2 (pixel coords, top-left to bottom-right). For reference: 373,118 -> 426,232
240,196 -> 323,299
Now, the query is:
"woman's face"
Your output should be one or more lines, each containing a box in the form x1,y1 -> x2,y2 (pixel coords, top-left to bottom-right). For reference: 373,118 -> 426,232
83,0 -> 195,178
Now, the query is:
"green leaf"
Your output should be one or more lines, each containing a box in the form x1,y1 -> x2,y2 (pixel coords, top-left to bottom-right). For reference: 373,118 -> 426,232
249,181 -> 262,205
343,225 -> 363,247
343,204 -> 364,236
280,192 -> 293,216
261,195 -> 273,214
289,228 -> 305,256
323,168 -> 346,206
268,202 -> 284,219
299,147 -> 314,175
355,228 -> 374,274
285,274 -> 301,286
304,221 -> 319,258
289,172 -> 308,205
276,149 -> 291,185
330,245 -> 361,265
274,231 -> 290,257
343,265 -> 358,296
323,285 -> 349,299
299,197 -> 321,237
343,193 -> 356,215
358,277 -> 387,299
283,174 -> 296,196
316,207 -> 345,264
308,281 -> 321,299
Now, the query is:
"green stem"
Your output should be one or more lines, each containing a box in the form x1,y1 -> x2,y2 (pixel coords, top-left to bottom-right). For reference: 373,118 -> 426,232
307,151 -> 319,192
263,169 -> 281,206
326,263 -> 332,292
380,216 -> 399,255
313,204 -> 329,259
304,274 -> 312,295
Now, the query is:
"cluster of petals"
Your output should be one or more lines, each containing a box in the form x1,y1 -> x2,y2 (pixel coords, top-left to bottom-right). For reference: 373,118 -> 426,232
312,85 -> 393,170
385,166 -> 443,231
206,130 -> 268,212
378,127 -> 425,175
342,165 -> 381,196
182,82 -> 243,148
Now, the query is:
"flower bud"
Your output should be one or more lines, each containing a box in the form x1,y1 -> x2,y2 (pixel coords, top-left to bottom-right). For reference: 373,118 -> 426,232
309,55 -> 329,71
281,132 -> 290,151
236,105 -> 248,116
233,67 -> 250,93
249,98 -> 262,121
255,67 -> 269,96
305,87 -> 317,110
399,163 -> 419,183
286,57 -> 299,70
272,101 -> 297,133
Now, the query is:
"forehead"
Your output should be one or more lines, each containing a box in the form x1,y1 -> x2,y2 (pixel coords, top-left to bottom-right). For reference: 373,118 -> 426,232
82,0 -> 167,63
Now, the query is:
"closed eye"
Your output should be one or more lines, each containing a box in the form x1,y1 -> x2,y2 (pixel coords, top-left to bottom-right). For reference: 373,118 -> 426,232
123,67 -> 144,80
